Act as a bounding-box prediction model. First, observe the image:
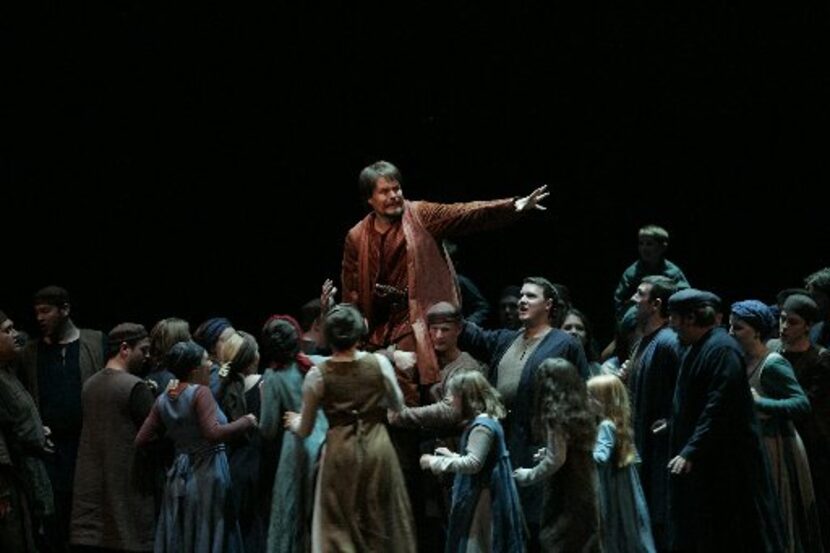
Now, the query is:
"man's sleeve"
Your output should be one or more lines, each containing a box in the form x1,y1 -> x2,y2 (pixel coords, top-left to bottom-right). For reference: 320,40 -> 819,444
416,199 -> 519,239
459,321 -> 508,366
679,349 -> 742,461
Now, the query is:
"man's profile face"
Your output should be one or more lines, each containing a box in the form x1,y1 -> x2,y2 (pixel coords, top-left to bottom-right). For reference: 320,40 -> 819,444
126,337 -> 151,374
35,303 -> 66,339
429,321 -> 460,353
669,312 -> 694,345
367,177 -> 404,218
632,283 -> 656,323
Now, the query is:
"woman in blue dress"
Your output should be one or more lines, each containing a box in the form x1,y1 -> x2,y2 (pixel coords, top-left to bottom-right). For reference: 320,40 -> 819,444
135,340 -> 256,553
259,315 -> 327,553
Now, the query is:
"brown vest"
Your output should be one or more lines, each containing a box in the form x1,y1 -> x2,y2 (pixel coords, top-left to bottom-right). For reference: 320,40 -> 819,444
70,368 -> 155,550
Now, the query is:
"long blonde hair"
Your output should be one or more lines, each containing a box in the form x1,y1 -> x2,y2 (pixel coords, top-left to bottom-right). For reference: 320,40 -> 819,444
447,371 -> 507,420
587,374 -> 637,468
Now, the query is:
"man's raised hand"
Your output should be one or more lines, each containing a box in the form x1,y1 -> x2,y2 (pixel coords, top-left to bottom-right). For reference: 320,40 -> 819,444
514,184 -> 549,212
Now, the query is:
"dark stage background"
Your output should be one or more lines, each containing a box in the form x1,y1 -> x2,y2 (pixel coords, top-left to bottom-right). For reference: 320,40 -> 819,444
4,2 -> 829,343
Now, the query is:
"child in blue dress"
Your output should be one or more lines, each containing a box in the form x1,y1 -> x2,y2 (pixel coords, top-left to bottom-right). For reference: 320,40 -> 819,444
420,370 -> 526,552
588,374 -> 656,553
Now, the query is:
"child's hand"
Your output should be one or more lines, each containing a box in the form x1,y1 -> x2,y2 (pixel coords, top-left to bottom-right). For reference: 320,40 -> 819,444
532,447 -> 547,462
283,411 -> 300,431
513,468 -> 532,486
434,447 -> 454,457
419,454 -> 434,470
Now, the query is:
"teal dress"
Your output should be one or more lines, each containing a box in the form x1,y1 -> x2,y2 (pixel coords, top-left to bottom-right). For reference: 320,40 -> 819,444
594,420 -> 656,553
259,364 -> 328,553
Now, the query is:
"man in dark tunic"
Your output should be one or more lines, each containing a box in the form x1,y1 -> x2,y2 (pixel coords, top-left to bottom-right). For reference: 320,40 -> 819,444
626,275 -> 681,550
775,293 -> 830,549
69,323 -> 156,552
665,289 -> 785,552
0,311 -> 53,553
18,286 -> 105,552
459,276 -> 589,547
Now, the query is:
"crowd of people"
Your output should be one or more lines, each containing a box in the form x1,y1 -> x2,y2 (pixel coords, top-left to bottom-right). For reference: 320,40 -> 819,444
2,160 -> 830,553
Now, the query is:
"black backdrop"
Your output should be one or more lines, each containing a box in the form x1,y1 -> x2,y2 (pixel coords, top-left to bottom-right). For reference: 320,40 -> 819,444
5,1 -> 829,343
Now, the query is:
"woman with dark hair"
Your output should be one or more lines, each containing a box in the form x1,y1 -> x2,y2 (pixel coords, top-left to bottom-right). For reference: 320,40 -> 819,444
561,308 -> 603,377
135,340 -> 256,553
285,303 -> 416,552
513,357 -> 601,552
259,315 -> 327,553
730,300 -> 821,553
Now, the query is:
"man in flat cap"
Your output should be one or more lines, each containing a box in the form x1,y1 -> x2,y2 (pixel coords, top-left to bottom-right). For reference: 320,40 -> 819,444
664,289 -> 785,552
70,323 -> 155,552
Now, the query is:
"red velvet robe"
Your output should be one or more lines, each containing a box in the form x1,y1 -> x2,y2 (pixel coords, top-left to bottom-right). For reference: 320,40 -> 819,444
342,198 -> 518,396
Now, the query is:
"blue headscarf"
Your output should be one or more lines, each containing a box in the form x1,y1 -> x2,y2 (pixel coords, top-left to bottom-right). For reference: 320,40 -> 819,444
194,317 -> 232,351
730,300 -> 776,339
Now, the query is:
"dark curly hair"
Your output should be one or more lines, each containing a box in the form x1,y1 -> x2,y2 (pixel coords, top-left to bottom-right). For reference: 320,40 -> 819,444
165,340 -> 206,381
260,318 -> 300,368
533,358 -> 597,449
